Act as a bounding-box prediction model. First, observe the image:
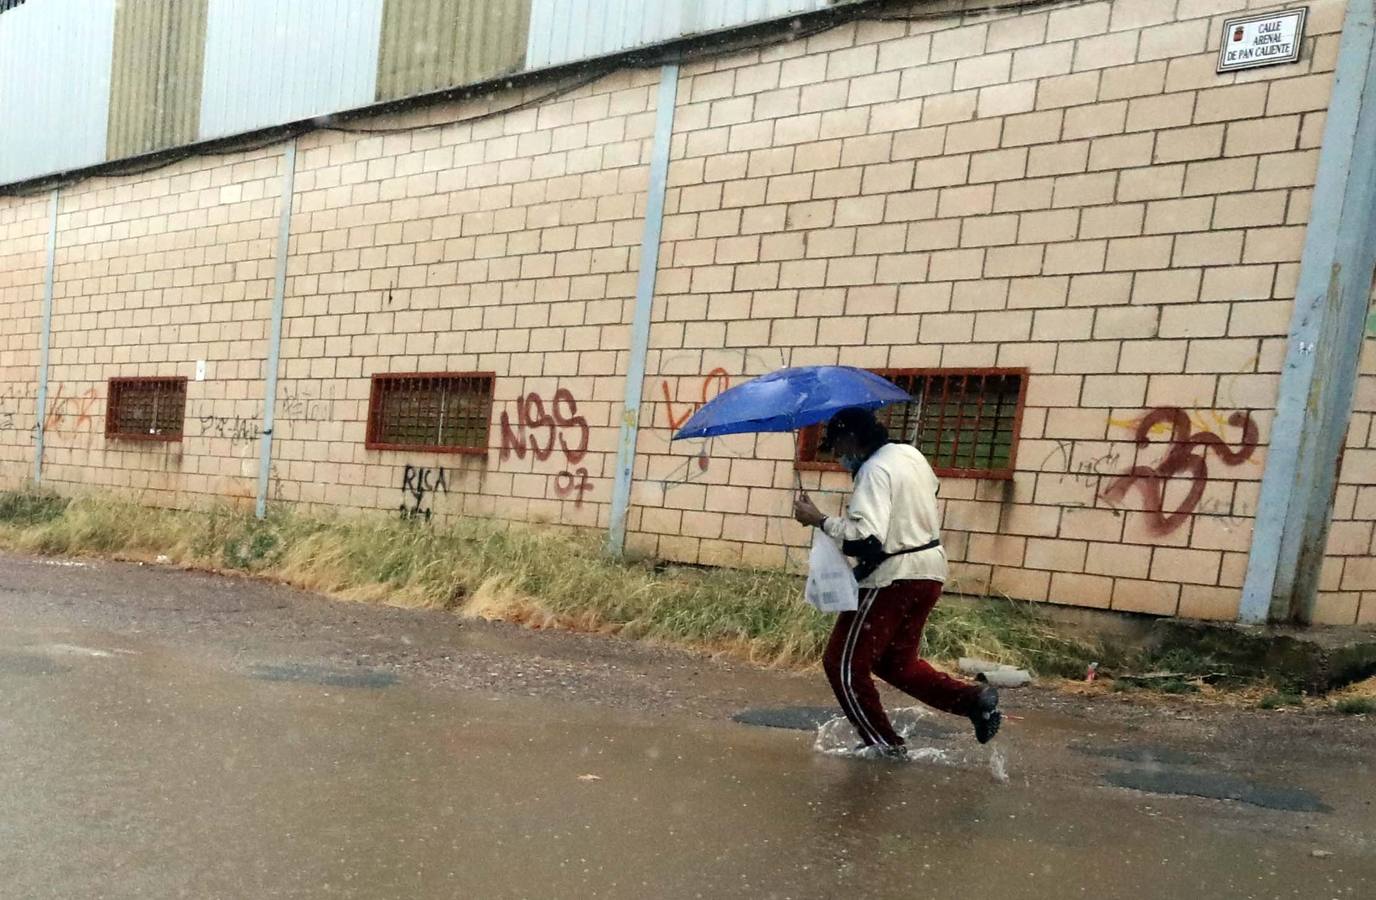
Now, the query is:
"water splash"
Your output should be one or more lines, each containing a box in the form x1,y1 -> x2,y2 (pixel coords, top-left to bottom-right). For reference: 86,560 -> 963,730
814,706 -> 1011,784
989,744 -> 1009,784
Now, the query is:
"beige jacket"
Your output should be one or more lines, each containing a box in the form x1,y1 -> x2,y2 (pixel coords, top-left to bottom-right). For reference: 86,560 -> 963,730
821,442 -> 947,588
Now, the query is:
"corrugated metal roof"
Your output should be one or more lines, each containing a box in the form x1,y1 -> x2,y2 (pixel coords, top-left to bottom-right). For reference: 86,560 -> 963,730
0,0 -> 116,184
198,0 -> 385,141
1,0 -> 850,187
107,0 -> 208,160
525,0 -> 832,69
375,0 -> 530,102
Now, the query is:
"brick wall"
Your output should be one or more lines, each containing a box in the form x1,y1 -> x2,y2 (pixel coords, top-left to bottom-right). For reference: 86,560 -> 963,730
632,0 -> 1346,620
1318,318 -> 1376,625
273,71 -> 660,522
2,0 -> 1369,624
0,195 -> 50,488
36,149 -> 284,505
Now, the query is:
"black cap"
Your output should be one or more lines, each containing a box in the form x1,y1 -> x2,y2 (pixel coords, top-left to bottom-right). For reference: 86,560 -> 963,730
818,407 -> 880,453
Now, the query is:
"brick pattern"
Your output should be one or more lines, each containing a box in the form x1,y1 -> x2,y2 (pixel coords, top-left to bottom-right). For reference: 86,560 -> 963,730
1317,324 -> 1376,626
36,150 -> 284,505
0,196 -> 48,488
274,71 -> 659,523
631,0 -> 1344,616
0,0 -> 1360,623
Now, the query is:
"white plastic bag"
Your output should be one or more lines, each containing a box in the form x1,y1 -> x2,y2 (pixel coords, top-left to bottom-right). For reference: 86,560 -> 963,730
805,529 -> 859,613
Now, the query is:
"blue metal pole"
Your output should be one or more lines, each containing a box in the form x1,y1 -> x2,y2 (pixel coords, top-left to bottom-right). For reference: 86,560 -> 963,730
33,188 -> 58,486
608,63 -> 679,555
1239,2 -> 1376,624
257,139 -> 297,519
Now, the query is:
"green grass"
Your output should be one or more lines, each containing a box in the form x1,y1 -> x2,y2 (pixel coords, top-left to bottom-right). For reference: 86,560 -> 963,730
1335,697 -> 1376,716
1258,691 -> 1304,710
0,488 -> 68,526
0,488 -> 1101,674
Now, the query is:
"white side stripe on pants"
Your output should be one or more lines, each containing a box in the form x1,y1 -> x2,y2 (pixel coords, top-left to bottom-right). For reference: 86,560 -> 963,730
840,587 -> 889,747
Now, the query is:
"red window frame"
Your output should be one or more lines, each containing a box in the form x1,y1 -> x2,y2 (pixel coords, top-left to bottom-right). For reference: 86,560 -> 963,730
796,368 -> 1029,480
365,372 -> 495,455
105,376 -> 188,443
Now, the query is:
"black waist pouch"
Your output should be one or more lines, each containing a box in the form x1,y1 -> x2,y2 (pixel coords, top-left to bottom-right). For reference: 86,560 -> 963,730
849,535 -> 941,582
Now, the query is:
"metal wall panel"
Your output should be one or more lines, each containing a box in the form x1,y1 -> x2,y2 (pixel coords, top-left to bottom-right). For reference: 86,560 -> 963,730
376,0 -> 531,102
107,0 -> 208,161
526,0 -> 831,69
0,0 -> 116,185
198,0 -> 385,142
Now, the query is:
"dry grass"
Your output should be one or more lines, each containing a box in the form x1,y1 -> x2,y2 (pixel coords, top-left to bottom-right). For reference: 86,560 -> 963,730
0,489 -> 1098,674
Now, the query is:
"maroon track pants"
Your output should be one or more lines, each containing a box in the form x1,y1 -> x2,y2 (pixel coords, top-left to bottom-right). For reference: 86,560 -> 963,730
822,579 -> 983,748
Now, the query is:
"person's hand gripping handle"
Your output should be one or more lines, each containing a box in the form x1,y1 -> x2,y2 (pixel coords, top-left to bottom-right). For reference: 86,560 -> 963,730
792,491 -> 826,528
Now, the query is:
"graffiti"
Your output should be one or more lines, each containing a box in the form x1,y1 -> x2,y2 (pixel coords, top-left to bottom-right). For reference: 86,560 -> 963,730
198,414 -> 258,446
45,385 -> 98,434
553,468 -> 593,506
1100,407 -> 1259,535
0,384 -> 34,432
1039,440 -> 1123,489
653,349 -> 789,494
660,367 -> 731,433
500,388 -> 589,465
399,464 -> 449,520
499,388 -> 592,506
279,387 -> 332,422
656,368 -> 735,493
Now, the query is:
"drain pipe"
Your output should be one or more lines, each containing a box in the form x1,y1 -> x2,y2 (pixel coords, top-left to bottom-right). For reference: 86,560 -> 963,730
256,139 -> 297,519
1239,3 -> 1376,624
33,188 -> 59,485
607,63 -> 679,555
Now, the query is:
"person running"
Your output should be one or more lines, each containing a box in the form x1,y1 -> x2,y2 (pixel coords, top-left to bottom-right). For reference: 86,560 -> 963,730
792,407 -> 1001,755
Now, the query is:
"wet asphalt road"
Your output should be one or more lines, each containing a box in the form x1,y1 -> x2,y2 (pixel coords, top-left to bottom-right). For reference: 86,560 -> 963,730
0,552 -> 1373,899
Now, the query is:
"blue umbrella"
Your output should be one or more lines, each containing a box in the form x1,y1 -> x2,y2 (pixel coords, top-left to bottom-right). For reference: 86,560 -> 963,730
671,366 -> 911,441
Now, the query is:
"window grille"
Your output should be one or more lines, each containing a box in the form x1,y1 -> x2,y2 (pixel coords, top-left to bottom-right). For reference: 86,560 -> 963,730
365,372 -> 495,454
0,1 -> 28,14
797,368 -> 1028,480
105,377 -> 188,442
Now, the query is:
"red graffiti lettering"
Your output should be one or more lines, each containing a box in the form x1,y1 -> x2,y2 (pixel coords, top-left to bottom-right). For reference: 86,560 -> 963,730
553,467 -> 593,507
500,388 -> 594,506
552,388 -> 589,465
501,389 -> 589,466
1101,407 -> 1258,535
661,367 -> 731,432
45,385 -> 99,434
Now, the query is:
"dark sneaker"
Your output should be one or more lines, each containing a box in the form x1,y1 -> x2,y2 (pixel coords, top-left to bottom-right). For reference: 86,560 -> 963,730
850,743 -> 909,761
970,679 -> 1001,744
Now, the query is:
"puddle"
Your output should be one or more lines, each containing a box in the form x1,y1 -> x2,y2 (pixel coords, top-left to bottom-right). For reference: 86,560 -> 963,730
813,706 -> 1010,782
1106,769 -> 1330,813
245,662 -> 399,689
0,653 -> 69,676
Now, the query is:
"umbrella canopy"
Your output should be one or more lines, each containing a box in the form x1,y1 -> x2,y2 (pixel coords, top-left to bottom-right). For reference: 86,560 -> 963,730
671,366 -> 911,441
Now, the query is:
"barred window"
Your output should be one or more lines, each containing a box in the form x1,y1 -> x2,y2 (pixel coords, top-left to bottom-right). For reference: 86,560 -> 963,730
105,377 -> 188,442
0,1 -> 28,14
365,372 -> 494,454
797,368 -> 1028,480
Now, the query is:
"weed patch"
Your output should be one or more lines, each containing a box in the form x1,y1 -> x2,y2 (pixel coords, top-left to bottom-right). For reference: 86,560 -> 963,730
1258,692 -> 1304,710
1335,697 -> 1376,716
0,490 -> 1101,674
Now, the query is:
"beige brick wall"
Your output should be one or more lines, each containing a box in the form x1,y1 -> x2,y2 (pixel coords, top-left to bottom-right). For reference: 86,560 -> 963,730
630,0 -> 1346,619
37,149 -> 284,506
0,0 -> 1364,624
0,195 -> 48,488
1316,319 -> 1376,626
273,71 -> 660,524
